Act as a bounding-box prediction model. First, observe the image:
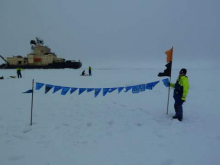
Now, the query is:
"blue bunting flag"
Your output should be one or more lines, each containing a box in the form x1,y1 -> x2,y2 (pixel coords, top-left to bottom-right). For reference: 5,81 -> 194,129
79,88 -> 87,95
162,78 -> 170,87
70,88 -> 78,94
45,84 -> 54,94
139,84 -> 146,92
87,88 -> 95,92
95,88 -> 101,97
61,87 -> 70,95
36,82 -> 44,90
53,86 -> 62,93
23,89 -> 33,93
132,85 -> 139,93
124,86 -> 132,92
108,88 -> 117,93
146,81 -> 160,90
103,88 -> 110,96
118,87 -> 124,94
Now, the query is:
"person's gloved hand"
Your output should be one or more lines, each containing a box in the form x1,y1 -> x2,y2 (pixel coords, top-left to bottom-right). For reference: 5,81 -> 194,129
181,97 -> 186,102
169,82 -> 171,87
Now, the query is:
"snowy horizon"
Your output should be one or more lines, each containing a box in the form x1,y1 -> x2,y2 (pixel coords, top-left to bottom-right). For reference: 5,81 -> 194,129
1,0 -> 219,69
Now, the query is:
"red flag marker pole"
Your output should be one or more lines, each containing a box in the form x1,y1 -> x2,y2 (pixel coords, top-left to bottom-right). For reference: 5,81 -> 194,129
30,79 -> 34,125
166,47 -> 173,115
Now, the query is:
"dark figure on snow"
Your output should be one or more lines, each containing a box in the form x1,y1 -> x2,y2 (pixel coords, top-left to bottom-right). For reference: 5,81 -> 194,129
16,67 -> 22,78
170,68 -> 190,121
88,66 -> 92,76
81,70 -> 86,76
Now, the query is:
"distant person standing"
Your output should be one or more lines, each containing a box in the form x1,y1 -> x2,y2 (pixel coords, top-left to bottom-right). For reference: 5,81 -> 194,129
16,67 -> 22,78
88,66 -> 92,76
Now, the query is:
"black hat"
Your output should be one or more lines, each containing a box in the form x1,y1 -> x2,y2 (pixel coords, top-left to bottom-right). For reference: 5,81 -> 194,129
179,68 -> 187,75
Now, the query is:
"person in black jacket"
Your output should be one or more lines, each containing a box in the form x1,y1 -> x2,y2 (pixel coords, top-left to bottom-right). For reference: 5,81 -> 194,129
81,70 -> 86,76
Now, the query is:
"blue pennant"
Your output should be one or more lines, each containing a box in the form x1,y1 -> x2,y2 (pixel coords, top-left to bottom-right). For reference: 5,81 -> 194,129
118,87 -> 124,94
146,81 -> 160,90
139,84 -> 146,92
53,86 -> 62,93
23,89 -> 33,93
61,87 -> 70,95
103,88 -> 110,96
87,88 -> 95,92
36,82 -> 44,90
108,88 -> 117,93
132,85 -> 139,94
70,88 -> 78,94
162,78 -> 170,87
79,88 -> 87,95
45,84 -> 54,94
124,86 -> 132,92
95,88 -> 101,97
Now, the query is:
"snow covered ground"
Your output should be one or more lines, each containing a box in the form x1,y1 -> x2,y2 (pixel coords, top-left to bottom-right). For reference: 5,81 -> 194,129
0,67 -> 219,165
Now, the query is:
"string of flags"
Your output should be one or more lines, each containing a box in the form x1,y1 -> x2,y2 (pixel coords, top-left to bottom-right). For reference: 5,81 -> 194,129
23,78 -> 169,97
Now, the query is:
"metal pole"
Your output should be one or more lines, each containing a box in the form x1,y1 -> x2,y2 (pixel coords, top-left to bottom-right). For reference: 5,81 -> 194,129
30,79 -> 34,125
166,77 -> 171,115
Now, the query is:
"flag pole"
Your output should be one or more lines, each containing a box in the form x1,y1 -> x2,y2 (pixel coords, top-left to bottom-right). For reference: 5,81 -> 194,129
30,79 -> 34,125
166,47 -> 173,115
166,77 -> 171,115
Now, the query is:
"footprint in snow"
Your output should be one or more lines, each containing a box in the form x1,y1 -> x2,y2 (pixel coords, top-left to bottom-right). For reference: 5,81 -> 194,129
119,104 -> 127,107
107,120 -> 114,125
135,122 -> 143,126
87,122 -> 92,127
22,127 -> 32,133
160,159 -> 174,165
63,123 -> 69,127
9,155 -> 25,161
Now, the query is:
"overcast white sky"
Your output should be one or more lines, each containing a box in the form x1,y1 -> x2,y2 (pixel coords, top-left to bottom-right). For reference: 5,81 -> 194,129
0,0 -> 219,68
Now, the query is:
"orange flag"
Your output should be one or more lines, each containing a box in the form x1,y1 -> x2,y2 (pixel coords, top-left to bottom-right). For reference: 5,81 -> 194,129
165,47 -> 173,63
158,47 -> 173,77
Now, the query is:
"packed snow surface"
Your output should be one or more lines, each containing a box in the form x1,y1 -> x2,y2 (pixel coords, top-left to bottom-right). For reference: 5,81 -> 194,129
0,68 -> 219,165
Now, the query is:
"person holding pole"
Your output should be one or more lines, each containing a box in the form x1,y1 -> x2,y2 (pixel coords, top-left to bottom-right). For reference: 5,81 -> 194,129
170,68 -> 190,121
